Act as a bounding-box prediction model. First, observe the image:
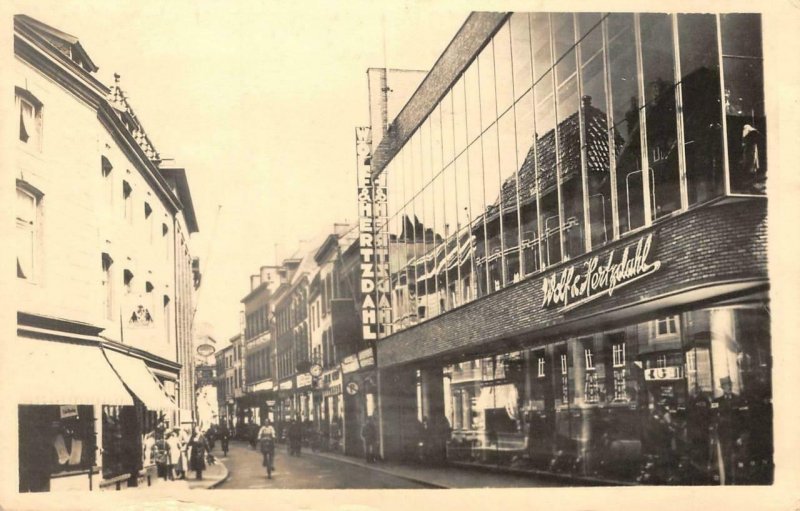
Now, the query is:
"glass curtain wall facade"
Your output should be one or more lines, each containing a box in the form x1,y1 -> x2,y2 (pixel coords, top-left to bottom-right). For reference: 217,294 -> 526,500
383,12 -> 766,333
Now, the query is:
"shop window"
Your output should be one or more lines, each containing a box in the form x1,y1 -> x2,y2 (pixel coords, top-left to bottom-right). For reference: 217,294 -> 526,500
678,14 -> 726,205
16,87 -> 42,149
16,184 -> 41,281
721,14 -> 766,195
656,354 -> 668,368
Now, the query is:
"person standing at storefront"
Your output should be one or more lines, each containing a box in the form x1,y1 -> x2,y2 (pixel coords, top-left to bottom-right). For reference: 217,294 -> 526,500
176,427 -> 190,479
288,417 -> 303,456
165,431 -> 182,481
714,377 -> 744,484
361,415 -> 378,463
187,427 -> 210,480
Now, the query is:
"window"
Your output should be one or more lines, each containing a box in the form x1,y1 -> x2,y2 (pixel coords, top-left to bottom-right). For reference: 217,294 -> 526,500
162,223 -> 170,260
612,343 -> 626,367
122,181 -> 133,223
537,355 -> 546,378
144,202 -> 153,242
16,87 -> 42,149
655,316 -> 678,336
656,354 -> 668,368
163,295 -> 171,344
584,348 -> 595,370
102,253 -> 114,319
560,353 -> 568,375
16,185 -> 40,280
123,269 -> 134,294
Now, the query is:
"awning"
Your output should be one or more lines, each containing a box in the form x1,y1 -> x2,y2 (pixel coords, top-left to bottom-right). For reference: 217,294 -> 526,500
104,349 -> 176,410
17,338 -> 133,406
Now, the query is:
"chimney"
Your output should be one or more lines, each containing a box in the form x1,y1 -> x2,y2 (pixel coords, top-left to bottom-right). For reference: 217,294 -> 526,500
250,274 -> 261,291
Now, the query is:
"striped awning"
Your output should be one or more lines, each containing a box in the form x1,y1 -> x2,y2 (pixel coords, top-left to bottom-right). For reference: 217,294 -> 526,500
104,349 -> 177,411
17,338 -> 133,406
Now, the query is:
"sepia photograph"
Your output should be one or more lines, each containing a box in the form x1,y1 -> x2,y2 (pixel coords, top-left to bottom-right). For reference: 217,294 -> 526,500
2,0 -> 799,509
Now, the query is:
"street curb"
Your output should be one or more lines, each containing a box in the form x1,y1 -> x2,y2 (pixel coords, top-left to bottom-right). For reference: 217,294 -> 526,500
205,461 -> 230,490
307,451 -> 446,489
449,461 -> 636,487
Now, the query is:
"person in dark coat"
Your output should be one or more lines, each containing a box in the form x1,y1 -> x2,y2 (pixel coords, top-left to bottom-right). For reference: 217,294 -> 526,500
361,416 -> 379,463
187,427 -> 210,480
219,424 -> 230,457
288,418 -> 303,456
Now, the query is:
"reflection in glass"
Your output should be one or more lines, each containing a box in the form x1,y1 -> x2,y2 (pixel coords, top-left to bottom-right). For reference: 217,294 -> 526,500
482,124 -> 503,292
494,23 -> 515,116
722,14 -> 765,195
497,112 -> 521,285
607,14 -> 645,234
536,72 -> 561,266
580,23 -> 613,249
641,13 -> 681,219
556,47 -> 586,259
679,14 -> 725,205
510,13 -> 533,102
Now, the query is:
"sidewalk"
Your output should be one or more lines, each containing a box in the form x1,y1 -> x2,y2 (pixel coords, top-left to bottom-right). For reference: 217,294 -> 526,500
306,450 -> 623,488
139,458 -> 229,491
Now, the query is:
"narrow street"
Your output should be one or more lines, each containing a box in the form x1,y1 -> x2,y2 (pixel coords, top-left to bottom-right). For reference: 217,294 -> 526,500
214,441 -> 427,489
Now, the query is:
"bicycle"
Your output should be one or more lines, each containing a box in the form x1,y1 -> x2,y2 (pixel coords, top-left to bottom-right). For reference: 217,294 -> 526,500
261,439 -> 276,479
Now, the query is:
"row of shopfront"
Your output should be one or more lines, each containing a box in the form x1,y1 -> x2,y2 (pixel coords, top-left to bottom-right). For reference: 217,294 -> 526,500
16,316 -> 187,493
232,348 -> 378,457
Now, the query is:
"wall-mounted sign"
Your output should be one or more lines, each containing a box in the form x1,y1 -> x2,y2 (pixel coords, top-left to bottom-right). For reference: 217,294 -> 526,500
356,126 -> 392,342
644,366 -> 683,381
346,382 -> 360,395
341,354 -> 360,374
297,373 -> 313,389
59,405 -> 78,419
279,379 -> 294,391
541,233 -> 661,311
197,343 -> 216,357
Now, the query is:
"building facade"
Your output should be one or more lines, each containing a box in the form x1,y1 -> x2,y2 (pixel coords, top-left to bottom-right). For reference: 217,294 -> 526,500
373,12 -> 769,485
12,15 -> 199,492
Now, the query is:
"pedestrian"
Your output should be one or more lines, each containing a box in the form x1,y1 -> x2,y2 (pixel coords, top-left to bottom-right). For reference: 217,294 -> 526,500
187,426 -> 210,480
165,431 -> 181,481
288,417 -> 302,456
258,419 -> 277,478
152,431 -> 170,481
361,415 -> 378,463
219,423 -> 230,457
176,427 -> 190,479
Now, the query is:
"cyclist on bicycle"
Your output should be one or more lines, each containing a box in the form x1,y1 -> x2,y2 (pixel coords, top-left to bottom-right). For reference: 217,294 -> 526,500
258,419 -> 277,479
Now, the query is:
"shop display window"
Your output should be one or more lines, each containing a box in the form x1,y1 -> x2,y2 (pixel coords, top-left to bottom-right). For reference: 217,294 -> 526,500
18,405 -> 96,493
438,304 -> 770,484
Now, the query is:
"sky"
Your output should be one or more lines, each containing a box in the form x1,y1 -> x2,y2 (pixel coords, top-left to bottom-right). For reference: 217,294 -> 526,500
11,0 -> 468,343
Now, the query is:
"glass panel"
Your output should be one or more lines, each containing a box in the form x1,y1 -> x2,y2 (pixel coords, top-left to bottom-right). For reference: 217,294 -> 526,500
455,153 -> 473,303
465,61 -> 482,146
641,13 -> 681,219
412,131 -> 424,201
479,44 -> 498,131
468,141 -> 489,298
482,124 -> 503,293
580,33 -> 613,249
551,13 -> 576,66
679,14 -> 725,205
510,13 -> 533,102
721,13 -> 762,58
607,14 -> 644,235
432,171 -> 448,311
578,13 -> 604,45
515,90 -> 539,275
557,48 -> 585,259
494,22 -> 515,116
536,71 -> 561,267
498,111 -> 521,285
722,14 -> 766,195
443,163 -> 459,308
441,90 -> 455,169
453,76 -> 468,157
531,13 -> 552,82
422,182 -> 438,318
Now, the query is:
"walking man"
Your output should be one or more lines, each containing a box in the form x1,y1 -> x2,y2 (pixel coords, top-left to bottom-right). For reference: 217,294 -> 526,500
361,415 -> 378,463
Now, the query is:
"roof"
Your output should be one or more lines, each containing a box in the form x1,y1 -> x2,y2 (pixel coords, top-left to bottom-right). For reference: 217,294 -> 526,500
15,14 -> 99,72
160,167 -> 200,233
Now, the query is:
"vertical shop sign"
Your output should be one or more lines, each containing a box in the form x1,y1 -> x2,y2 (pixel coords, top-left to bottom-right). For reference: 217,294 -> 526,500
356,126 -> 392,341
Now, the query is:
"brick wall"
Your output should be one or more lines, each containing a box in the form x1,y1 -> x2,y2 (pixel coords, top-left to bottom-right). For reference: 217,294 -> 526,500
377,200 -> 768,368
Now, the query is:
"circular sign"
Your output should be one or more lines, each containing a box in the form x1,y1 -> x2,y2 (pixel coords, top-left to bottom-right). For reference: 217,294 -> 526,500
196,343 -> 215,357
309,363 -> 323,378
346,382 -> 359,395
